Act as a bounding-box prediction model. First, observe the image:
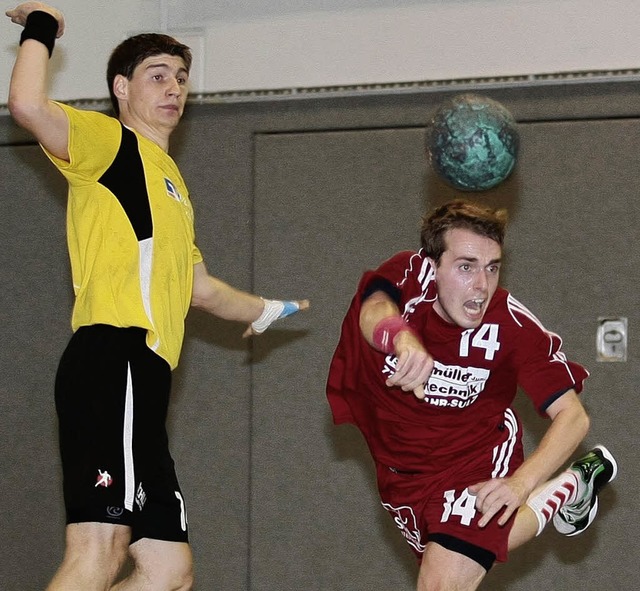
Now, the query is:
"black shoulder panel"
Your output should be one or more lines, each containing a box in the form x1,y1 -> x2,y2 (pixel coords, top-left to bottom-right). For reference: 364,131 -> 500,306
98,124 -> 153,241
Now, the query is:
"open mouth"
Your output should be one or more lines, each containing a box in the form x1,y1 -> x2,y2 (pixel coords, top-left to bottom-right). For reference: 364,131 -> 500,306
464,298 -> 485,315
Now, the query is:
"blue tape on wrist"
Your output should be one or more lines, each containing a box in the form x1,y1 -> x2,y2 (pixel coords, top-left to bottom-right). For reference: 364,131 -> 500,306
279,301 -> 300,318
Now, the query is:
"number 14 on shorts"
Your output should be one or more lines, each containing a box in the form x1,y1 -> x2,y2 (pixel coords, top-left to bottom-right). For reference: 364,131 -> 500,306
442,488 -> 477,526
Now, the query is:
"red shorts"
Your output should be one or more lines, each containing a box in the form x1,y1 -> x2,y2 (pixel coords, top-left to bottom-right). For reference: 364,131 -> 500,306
375,409 -> 524,570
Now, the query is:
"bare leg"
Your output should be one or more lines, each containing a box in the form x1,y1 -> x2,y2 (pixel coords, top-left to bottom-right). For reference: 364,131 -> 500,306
47,523 -> 130,591
110,538 -> 193,591
507,504 -> 540,551
417,542 -> 486,591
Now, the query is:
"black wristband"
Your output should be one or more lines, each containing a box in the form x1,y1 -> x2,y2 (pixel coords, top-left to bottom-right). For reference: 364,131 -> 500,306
19,11 -> 58,57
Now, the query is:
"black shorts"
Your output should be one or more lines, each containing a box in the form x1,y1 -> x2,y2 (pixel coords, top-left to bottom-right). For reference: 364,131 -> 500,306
55,324 -> 188,544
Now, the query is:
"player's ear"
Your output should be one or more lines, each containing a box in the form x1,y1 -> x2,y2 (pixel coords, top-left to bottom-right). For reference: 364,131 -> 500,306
427,257 -> 437,278
113,74 -> 128,101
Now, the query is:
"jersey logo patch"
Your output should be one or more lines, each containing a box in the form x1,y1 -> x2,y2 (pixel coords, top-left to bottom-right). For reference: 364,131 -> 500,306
383,356 -> 490,410
423,361 -> 489,409
165,178 -> 184,203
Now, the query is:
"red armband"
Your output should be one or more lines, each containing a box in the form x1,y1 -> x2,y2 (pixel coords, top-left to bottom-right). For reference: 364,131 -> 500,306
372,316 -> 416,353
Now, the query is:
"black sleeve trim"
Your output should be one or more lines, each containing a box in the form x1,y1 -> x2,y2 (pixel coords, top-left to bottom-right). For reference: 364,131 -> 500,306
361,277 -> 402,306
539,386 -> 575,414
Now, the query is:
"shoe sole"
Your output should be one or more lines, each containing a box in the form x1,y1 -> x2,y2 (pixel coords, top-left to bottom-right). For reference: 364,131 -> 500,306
594,444 -> 618,483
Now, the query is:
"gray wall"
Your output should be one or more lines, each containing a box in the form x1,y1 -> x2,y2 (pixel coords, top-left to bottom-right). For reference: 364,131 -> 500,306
1,81 -> 638,589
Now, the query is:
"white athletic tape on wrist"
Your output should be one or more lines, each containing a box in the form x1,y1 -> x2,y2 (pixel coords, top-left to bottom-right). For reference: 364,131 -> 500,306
251,298 -> 300,334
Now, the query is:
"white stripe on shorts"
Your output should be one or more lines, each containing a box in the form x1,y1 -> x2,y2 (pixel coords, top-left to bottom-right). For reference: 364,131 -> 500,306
123,363 -> 135,512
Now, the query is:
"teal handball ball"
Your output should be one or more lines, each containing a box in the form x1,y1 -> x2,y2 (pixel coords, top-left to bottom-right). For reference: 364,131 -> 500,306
427,94 -> 519,191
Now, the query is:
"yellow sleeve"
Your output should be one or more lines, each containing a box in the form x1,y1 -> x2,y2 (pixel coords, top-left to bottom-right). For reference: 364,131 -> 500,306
41,102 -> 122,182
193,244 -> 204,265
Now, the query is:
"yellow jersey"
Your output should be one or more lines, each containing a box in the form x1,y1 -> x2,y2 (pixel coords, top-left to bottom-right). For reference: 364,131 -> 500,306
44,102 -> 202,369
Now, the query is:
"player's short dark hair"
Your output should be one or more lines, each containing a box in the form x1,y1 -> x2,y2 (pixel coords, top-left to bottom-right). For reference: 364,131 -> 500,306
106,33 -> 192,116
420,200 -> 508,264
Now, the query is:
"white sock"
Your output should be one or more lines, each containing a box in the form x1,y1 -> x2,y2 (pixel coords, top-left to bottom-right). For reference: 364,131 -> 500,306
526,470 -> 580,536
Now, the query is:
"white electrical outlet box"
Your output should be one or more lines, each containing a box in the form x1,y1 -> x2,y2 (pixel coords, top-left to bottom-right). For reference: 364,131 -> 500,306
596,317 -> 628,362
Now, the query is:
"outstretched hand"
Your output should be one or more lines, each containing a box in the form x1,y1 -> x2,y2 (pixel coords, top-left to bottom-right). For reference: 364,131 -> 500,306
242,298 -> 309,337
6,2 -> 65,37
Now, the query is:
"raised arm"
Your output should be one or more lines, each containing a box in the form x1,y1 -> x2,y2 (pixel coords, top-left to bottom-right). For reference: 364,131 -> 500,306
6,2 -> 69,160
191,261 -> 309,336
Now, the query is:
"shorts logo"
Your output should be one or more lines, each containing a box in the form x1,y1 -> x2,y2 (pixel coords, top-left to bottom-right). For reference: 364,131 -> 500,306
381,502 -> 425,553
136,483 -> 147,511
95,469 -> 113,488
106,506 -> 124,519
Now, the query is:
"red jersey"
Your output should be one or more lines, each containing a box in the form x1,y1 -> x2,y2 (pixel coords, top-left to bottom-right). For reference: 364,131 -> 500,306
327,250 -> 589,474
